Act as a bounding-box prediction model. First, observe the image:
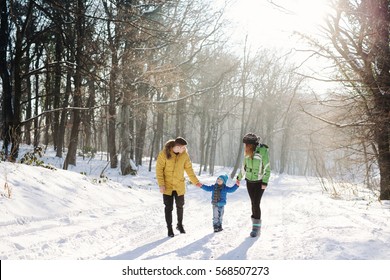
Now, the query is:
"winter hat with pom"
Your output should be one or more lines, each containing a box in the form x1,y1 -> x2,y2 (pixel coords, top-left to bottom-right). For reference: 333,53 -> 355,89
217,174 -> 228,185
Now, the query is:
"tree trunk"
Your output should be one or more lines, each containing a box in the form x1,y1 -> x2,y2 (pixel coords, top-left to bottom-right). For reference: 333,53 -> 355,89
129,101 -> 135,161
24,45 -> 32,145
175,82 -> 186,137
231,38 -> 250,179
11,27 -> 24,160
120,38 -> 135,175
135,96 -> 147,166
375,96 -> 390,200
203,116 -> 211,172
85,77 -> 96,148
8,1 -> 33,160
149,127 -> 157,172
120,101 -> 136,175
53,32 -> 62,150
64,0 -> 84,169
198,109 -> 206,176
33,46 -> 42,148
103,0 -> 119,169
56,65 -> 72,158
0,0 -> 14,156
44,56 -> 52,147
208,122 -> 218,175
108,59 -> 118,168
230,92 -> 246,179
208,90 -> 220,175
154,102 -> 164,159
56,5 -> 74,158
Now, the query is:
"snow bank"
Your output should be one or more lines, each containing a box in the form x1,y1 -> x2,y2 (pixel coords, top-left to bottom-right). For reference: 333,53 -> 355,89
1,146 -> 390,260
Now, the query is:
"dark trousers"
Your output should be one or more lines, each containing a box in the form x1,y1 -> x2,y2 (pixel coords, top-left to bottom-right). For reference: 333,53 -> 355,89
163,191 -> 185,228
246,180 -> 265,220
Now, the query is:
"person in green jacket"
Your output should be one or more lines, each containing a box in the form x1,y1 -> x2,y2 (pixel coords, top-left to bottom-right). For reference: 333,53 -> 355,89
237,133 -> 271,237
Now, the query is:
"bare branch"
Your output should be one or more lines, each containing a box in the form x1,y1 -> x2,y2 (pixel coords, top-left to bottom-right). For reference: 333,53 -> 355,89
300,105 -> 373,128
20,105 -> 108,125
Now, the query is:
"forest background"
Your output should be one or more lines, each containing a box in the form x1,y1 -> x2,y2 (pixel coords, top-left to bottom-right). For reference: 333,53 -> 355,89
1,0 -> 390,200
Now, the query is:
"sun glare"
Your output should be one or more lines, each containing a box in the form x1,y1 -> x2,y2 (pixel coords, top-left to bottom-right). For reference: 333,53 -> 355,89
226,0 -> 332,48
286,0 -> 330,32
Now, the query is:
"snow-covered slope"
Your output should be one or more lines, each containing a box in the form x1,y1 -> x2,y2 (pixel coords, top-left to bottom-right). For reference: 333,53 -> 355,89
0,150 -> 389,260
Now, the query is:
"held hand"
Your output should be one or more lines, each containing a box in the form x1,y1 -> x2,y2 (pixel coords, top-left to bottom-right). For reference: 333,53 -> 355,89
236,180 -> 240,186
159,186 -> 166,193
261,184 -> 267,190
195,182 -> 202,188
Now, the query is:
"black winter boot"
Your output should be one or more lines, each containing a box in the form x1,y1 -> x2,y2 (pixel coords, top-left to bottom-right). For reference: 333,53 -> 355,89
213,225 -> 223,232
167,226 -> 174,237
176,224 -> 186,234
177,206 -> 184,228
250,218 -> 261,237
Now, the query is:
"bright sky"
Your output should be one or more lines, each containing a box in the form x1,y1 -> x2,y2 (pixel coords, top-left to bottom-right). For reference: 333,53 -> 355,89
220,0 -> 336,94
224,0 -> 332,49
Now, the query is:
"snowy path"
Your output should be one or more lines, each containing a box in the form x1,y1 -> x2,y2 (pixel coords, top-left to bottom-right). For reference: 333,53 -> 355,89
1,162 -> 390,260
107,175 -> 390,260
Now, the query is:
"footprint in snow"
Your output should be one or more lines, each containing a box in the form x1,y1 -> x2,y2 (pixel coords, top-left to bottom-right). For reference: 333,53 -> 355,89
14,243 -> 25,250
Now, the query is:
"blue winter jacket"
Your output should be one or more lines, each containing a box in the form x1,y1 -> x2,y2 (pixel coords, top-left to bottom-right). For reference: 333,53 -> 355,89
201,183 -> 239,206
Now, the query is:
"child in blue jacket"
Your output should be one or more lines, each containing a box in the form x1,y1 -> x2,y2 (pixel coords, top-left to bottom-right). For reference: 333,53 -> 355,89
199,174 -> 239,232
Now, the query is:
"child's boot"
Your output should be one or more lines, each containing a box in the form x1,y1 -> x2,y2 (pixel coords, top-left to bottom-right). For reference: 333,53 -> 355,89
250,218 -> 261,237
214,225 -> 223,232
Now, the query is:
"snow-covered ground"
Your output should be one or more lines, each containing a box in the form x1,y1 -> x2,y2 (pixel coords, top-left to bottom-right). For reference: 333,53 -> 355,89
0,146 -> 390,260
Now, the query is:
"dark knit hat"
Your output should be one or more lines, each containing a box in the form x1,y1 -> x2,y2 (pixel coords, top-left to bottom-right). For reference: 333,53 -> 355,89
175,137 -> 188,146
243,133 -> 259,145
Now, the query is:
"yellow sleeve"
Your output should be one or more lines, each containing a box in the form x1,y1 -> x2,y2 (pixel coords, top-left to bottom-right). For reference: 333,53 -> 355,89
184,153 -> 199,185
155,151 -> 166,187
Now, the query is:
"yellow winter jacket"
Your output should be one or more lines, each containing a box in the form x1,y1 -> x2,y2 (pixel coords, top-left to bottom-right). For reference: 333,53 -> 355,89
156,149 -> 199,196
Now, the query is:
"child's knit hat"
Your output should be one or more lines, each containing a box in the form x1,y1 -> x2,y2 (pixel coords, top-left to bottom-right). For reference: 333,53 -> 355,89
217,174 -> 228,185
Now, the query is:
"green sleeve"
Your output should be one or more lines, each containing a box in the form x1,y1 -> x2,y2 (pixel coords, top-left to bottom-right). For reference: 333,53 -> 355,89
237,159 -> 246,181
261,147 -> 271,184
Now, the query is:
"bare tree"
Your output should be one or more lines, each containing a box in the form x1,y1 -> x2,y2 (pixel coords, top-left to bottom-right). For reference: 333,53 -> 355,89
230,37 -> 252,179
63,0 -> 86,169
301,0 -> 390,199
0,0 -> 14,158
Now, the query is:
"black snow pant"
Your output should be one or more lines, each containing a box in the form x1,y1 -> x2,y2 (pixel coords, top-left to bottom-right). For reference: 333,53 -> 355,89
163,191 -> 185,228
246,180 -> 265,220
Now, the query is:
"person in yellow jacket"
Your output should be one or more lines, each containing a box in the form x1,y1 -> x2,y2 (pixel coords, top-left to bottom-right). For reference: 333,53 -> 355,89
156,137 -> 202,237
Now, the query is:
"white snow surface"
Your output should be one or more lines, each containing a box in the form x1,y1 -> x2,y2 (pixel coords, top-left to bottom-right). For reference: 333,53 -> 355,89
0,147 -> 390,260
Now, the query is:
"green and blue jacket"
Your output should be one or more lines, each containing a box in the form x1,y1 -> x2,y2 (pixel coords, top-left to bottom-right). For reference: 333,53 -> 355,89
237,144 -> 271,185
